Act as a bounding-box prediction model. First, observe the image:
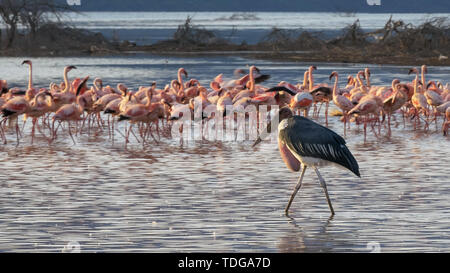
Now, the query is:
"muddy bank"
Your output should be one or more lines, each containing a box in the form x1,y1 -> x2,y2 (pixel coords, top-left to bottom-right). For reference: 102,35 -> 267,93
2,17 -> 449,66
135,16 -> 450,66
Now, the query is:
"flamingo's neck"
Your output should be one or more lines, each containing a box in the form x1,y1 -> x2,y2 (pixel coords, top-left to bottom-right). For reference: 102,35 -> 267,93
356,73 -> 366,91
63,68 -> 70,93
421,67 -> 426,91
146,89 -> 153,107
391,80 -> 399,91
308,68 -> 314,91
249,67 -> 255,92
414,76 -> 419,95
365,71 -> 371,88
28,64 -> 33,90
94,81 -> 101,92
178,70 -> 185,91
302,71 -> 309,88
171,80 -> 179,93
25,90 -> 33,101
332,75 -> 339,98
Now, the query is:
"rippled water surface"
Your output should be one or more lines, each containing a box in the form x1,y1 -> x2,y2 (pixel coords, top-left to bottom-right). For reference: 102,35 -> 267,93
0,55 -> 449,252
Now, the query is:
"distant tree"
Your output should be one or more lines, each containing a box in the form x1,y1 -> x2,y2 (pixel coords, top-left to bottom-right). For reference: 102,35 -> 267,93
0,0 -> 26,48
0,0 -> 76,48
20,0 -> 74,40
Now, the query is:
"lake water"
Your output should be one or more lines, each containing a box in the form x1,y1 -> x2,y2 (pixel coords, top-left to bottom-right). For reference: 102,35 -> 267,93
58,12 -> 450,44
0,54 -> 449,252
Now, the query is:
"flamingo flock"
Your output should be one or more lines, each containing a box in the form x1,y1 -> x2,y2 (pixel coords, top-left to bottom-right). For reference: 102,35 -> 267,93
0,61 -> 449,146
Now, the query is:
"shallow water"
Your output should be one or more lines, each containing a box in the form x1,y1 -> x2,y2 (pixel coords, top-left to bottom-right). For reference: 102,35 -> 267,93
0,55 -> 449,252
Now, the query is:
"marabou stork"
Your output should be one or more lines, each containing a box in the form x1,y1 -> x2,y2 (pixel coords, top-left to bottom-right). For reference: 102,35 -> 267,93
253,107 -> 360,215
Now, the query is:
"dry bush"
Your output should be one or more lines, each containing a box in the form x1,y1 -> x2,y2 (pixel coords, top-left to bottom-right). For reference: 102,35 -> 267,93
172,16 -> 228,47
328,19 -> 368,47
258,28 -> 325,51
380,17 -> 450,55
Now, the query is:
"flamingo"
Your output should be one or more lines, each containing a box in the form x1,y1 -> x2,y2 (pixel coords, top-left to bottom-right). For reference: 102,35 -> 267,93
22,60 -> 37,97
1,93 -> 31,144
0,80 -> 8,95
424,81 -> 444,126
383,82 -> 408,136
52,76 -> 89,144
307,66 -> 332,124
348,94 -> 383,141
330,71 -> 353,135
25,91 -> 54,144
217,91 -> 233,116
232,65 -> 262,103
350,71 -> 368,105
51,66 -> 77,109
443,107 -> 450,136
410,68 -> 429,129
118,88 -> 160,144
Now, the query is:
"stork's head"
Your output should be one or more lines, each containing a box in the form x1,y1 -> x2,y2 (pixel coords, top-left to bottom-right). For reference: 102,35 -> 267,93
278,107 -> 294,121
22,60 -> 32,66
252,107 -> 293,148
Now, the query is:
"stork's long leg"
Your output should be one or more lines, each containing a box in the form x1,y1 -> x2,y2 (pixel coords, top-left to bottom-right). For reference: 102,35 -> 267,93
285,165 -> 307,215
313,167 -> 335,215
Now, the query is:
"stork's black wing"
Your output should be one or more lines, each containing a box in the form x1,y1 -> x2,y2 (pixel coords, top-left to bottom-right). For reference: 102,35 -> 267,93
279,116 -> 360,177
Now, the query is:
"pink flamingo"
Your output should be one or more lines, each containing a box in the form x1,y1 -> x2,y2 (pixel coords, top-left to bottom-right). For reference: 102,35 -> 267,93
51,66 -> 77,109
348,93 -> 383,141
232,65 -> 261,103
330,71 -> 353,135
443,107 -> 450,136
51,77 -> 89,144
25,91 -> 54,144
22,60 -> 38,97
1,89 -> 32,144
118,88 -> 161,144
0,80 -> 8,95
410,68 -> 429,129
383,82 -> 408,136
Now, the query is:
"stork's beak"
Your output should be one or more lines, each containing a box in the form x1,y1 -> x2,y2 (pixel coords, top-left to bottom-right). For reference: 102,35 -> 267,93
252,111 -> 280,148
252,137 -> 262,148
